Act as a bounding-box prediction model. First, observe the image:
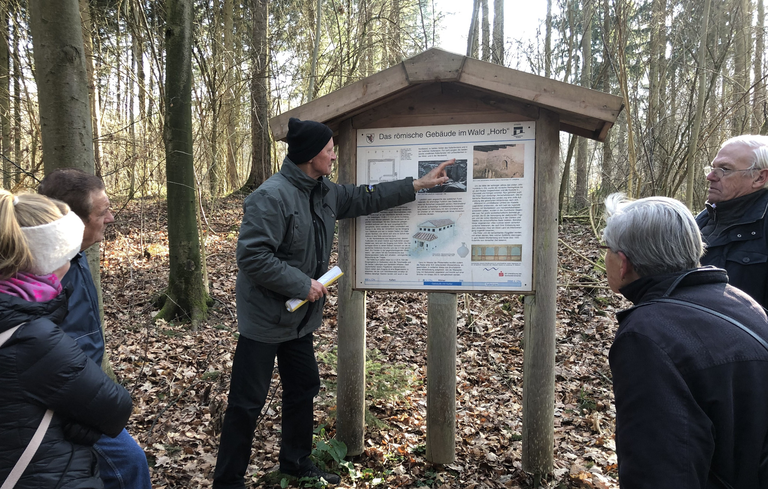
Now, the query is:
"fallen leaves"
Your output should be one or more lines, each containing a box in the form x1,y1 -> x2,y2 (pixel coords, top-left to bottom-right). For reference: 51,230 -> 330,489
100,198 -> 625,488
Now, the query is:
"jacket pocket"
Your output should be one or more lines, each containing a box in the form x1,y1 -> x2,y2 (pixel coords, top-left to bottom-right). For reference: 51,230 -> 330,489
725,250 -> 768,266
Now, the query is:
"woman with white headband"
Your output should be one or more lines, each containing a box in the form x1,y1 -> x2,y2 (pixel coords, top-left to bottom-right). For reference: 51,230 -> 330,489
0,190 -> 132,489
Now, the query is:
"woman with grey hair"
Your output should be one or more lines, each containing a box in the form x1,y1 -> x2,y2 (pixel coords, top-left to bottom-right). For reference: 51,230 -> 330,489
602,193 -> 768,489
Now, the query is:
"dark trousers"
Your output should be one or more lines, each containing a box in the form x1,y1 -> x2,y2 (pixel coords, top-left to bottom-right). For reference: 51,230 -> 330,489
212,333 -> 320,489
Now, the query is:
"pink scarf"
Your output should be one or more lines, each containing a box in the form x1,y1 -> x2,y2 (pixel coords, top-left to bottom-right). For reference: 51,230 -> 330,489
0,272 -> 63,302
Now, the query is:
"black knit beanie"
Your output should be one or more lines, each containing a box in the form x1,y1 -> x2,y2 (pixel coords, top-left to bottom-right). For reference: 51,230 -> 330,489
286,118 -> 333,164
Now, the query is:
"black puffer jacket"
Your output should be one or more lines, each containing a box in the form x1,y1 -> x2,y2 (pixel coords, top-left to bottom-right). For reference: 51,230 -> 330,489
0,289 -> 132,489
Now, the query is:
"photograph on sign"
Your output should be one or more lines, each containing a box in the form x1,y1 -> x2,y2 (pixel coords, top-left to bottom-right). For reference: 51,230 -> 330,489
355,122 -> 535,293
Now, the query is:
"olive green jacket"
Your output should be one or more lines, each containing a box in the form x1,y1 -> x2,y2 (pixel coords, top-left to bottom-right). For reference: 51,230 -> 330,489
236,159 -> 415,343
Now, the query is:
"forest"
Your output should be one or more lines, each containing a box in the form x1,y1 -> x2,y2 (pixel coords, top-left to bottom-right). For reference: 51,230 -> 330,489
1,0 -> 766,487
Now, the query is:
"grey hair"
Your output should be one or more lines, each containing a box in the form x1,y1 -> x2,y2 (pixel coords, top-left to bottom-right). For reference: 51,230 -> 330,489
721,135 -> 768,188
602,193 -> 703,277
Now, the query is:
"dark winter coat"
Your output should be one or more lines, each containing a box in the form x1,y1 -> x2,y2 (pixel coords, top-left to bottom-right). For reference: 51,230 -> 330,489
60,252 -> 105,365
0,289 -> 132,489
610,267 -> 768,489
236,158 -> 416,343
696,188 -> 768,308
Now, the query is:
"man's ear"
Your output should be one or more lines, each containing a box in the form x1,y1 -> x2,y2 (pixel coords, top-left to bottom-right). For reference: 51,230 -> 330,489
752,168 -> 768,188
617,251 -> 639,284
618,251 -> 631,278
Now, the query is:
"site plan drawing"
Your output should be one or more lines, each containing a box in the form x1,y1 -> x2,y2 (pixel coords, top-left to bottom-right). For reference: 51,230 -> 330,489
355,121 -> 535,292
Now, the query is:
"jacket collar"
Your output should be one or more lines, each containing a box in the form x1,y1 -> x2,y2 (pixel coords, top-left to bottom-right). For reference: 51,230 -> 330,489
617,267 -> 728,321
702,188 -> 768,226
280,158 -> 323,194
0,285 -> 70,333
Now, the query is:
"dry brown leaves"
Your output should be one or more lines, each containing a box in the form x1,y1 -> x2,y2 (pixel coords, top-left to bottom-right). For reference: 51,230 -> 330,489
99,197 -> 627,488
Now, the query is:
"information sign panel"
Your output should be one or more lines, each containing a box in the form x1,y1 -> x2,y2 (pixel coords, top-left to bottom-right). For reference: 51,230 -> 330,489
355,121 -> 535,292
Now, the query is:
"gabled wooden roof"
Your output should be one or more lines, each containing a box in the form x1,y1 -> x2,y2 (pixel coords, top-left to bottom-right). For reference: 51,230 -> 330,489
271,48 -> 623,142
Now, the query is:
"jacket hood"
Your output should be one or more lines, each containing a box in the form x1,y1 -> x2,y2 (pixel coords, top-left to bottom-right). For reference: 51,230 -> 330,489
0,286 -> 70,333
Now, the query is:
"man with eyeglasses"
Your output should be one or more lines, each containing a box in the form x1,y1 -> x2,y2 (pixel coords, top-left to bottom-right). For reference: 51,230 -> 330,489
602,193 -> 768,488
696,135 -> 768,308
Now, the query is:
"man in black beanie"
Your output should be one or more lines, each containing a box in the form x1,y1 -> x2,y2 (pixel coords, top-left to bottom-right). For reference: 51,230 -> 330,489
213,118 -> 453,488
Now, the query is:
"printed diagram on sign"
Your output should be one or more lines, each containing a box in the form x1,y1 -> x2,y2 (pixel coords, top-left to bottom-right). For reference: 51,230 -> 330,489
417,159 -> 468,192
471,244 -> 523,262
364,148 -> 405,184
368,159 -> 398,184
473,144 -> 525,179
411,218 -> 457,255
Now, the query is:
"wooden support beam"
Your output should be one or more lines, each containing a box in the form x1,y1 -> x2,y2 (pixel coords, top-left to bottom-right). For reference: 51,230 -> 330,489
521,109 -> 559,476
426,292 -> 457,464
335,119 -> 367,456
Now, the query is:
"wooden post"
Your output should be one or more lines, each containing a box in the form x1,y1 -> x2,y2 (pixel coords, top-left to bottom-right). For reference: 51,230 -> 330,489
335,119 -> 367,456
426,292 -> 457,463
521,109 -> 559,476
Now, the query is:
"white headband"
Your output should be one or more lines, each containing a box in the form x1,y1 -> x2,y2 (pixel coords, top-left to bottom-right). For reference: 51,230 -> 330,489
21,211 -> 85,275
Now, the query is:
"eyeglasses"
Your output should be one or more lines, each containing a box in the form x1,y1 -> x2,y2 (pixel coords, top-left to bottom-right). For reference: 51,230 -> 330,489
706,164 -> 756,178
598,243 -> 613,253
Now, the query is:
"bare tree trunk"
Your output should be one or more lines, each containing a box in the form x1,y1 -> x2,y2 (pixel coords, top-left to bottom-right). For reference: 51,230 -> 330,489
562,0 -> 576,84
558,135 -> 577,220
158,0 -> 211,326
208,3 -> 221,198
29,0 -> 95,175
224,0 -> 239,190
545,0 -> 552,78
243,0 -> 271,192
389,0 -> 401,65
732,0 -> 750,135
12,6 -> 20,184
467,0 -> 480,58
615,0 -> 637,196
0,1 -> 9,189
647,0 -> 666,183
599,0 -> 613,197
308,0 -> 322,101
574,0 -> 592,209
129,32 -> 137,197
491,0 -> 503,64
481,0 -> 489,61
79,0 -> 102,178
754,0 -> 766,133
685,0 -> 712,208
362,0 -> 373,76
557,0 -> 577,212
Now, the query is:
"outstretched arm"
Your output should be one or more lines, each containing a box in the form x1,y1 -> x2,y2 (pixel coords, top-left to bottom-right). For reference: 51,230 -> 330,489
413,158 -> 455,192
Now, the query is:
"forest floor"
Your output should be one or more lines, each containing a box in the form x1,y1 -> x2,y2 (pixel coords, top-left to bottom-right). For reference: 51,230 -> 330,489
100,194 -> 628,489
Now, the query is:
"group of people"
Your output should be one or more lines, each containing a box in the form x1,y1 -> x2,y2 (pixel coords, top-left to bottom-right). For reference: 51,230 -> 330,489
0,170 -> 151,488
0,120 -> 453,488
604,135 -> 768,488
1,120 -> 767,488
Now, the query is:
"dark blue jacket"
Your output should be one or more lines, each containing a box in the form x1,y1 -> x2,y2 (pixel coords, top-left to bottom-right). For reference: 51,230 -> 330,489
611,268 -> 768,488
0,289 -> 132,488
60,252 -> 105,366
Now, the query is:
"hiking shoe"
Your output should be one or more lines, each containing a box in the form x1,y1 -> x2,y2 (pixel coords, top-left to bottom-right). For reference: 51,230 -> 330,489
297,464 -> 341,485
